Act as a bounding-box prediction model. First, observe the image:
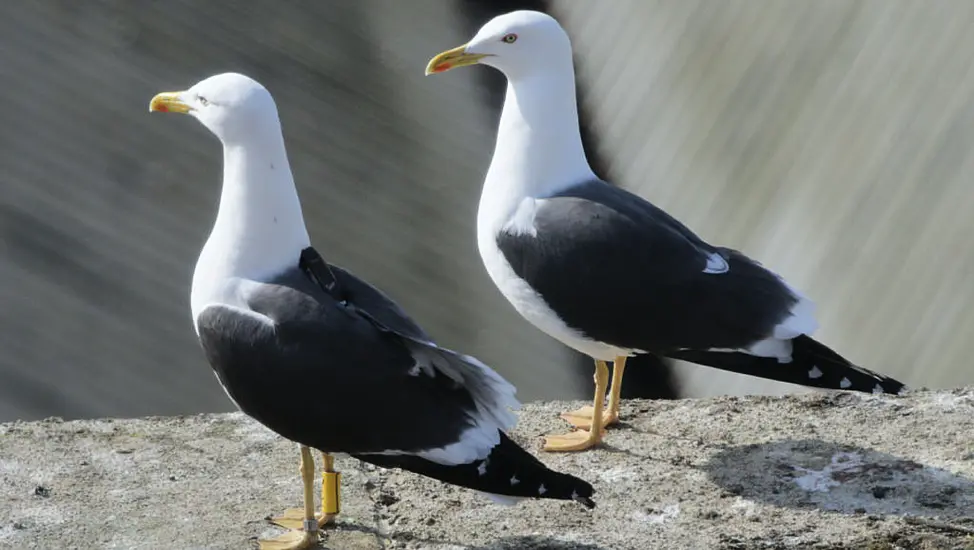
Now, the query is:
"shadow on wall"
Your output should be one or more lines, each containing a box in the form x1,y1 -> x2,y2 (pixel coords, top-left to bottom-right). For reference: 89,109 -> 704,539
458,0 -> 680,401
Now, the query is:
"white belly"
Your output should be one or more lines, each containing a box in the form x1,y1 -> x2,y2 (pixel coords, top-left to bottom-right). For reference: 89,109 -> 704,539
477,232 -> 631,362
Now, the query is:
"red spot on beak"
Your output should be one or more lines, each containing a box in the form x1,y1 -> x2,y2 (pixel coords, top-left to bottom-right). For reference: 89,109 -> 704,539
156,104 -> 169,112
434,63 -> 451,73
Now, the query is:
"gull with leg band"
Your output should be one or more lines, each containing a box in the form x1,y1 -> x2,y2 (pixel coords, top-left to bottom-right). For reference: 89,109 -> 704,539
149,72 -> 596,549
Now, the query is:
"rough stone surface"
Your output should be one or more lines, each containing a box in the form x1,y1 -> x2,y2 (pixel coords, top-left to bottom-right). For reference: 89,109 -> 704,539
1,390 -> 973,550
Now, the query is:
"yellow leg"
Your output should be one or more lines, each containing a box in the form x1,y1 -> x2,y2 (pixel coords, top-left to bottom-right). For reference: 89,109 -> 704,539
606,356 -> 627,421
260,445 -> 319,550
561,356 -> 628,429
319,453 -> 340,522
269,452 -> 339,531
543,359 -> 610,452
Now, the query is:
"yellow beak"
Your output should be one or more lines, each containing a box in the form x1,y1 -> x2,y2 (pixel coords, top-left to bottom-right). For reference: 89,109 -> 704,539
425,44 -> 490,75
148,91 -> 191,114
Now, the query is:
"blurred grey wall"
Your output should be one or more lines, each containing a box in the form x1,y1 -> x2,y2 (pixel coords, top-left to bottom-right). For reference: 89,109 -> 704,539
555,0 -> 974,396
0,0 -> 577,422
2,1 -> 973,422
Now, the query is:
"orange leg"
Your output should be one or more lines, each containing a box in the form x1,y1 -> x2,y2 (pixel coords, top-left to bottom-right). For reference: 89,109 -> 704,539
264,449 -> 340,549
561,356 -> 628,430
543,359 -> 610,452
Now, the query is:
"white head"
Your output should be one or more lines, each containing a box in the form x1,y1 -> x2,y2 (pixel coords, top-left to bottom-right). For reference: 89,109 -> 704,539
425,10 -> 573,80
149,72 -> 280,145
151,73 -> 310,318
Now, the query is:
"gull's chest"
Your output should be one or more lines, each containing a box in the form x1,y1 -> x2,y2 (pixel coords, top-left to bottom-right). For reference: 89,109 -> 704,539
478,229 -> 541,319
476,225 -> 626,361
476,198 -> 545,318
189,237 -> 273,333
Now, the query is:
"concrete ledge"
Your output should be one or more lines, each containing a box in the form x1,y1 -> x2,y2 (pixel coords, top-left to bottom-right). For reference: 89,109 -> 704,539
1,390 -> 973,549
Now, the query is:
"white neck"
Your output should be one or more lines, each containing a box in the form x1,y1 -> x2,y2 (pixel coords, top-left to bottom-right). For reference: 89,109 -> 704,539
478,63 -> 596,238
190,128 -> 311,320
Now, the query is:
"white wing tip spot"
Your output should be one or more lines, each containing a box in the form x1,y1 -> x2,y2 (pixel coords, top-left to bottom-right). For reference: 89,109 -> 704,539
808,366 -> 823,379
872,383 -> 884,394
510,475 -> 520,486
703,252 -> 729,274
538,484 -> 547,495
477,460 -> 488,476
839,377 -> 852,389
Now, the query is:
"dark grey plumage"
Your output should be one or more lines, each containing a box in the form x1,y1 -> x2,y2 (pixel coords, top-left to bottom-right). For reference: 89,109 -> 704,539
196,247 -> 596,506
496,179 -> 906,395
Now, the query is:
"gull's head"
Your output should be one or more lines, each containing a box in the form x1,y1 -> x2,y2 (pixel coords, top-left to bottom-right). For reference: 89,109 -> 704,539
425,10 -> 571,80
149,72 -> 278,144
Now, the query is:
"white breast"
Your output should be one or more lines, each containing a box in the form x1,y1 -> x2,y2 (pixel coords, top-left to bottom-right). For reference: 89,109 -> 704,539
476,227 -> 630,362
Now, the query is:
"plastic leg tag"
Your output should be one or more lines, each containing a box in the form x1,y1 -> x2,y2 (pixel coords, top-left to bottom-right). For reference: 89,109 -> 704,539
322,472 -> 341,516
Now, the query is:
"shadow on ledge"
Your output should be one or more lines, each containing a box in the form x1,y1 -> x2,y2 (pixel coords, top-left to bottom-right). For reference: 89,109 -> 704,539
702,438 -> 974,517
472,535 -> 610,550
299,522 -> 611,550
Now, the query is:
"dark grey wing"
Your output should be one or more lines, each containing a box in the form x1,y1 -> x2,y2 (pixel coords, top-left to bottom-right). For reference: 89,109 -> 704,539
282,260 -> 516,431
196,279 -> 514,460
328,264 -> 433,342
497,179 -> 798,352
196,275 -> 597,506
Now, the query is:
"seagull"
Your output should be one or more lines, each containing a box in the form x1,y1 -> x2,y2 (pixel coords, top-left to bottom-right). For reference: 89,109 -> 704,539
148,72 -> 595,549
425,10 -> 907,453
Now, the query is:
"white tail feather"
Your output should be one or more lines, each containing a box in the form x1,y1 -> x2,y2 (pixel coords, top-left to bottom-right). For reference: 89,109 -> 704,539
746,281 -> 819,362
398,342 -> 521,465
480,492 -> 525,506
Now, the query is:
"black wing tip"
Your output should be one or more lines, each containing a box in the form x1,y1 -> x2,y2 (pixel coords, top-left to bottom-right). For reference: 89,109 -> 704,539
834,371 -> 907,396
666,337 -> 911,397
795,335 -> 910,395
574,494 -> 597,509
828,366 -> 908,396
809,371 -> 909,397
875,378 -> 909,396
568,478 -> 596,509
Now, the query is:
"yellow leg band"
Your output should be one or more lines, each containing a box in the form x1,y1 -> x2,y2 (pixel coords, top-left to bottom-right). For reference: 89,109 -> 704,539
322,472 -> 341,516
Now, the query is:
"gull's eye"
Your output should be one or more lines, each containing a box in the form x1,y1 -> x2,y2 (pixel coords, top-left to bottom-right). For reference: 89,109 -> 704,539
502,33 -> 518,44
198,96 -> 209,106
